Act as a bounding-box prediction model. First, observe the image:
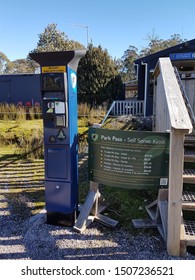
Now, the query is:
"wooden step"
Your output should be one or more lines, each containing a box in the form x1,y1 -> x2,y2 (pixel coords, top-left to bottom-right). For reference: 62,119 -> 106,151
184,220 -> 195,246
184,148 -> 195,162
182,191 -> 195,211
185,135 -> 195,147
183,169 -> 195,184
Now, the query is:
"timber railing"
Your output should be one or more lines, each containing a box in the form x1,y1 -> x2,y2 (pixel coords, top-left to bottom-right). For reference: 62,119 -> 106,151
111,100 -> 144,116
153,57 -> 193,256
174,66 -> 195,129
101,100 -> 144,126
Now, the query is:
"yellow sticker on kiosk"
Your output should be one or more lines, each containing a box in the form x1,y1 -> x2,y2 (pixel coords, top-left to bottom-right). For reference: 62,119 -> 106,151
42,66 -> 66,73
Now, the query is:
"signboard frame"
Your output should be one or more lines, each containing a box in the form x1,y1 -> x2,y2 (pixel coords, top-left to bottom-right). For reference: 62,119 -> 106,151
88,128 -> 170,189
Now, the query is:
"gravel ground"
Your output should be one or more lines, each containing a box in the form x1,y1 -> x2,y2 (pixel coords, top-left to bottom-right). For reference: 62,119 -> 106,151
0,154 -> 195,260
0,205 -> 195,260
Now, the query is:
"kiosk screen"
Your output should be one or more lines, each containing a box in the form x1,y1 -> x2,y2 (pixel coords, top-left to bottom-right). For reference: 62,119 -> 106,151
42,73 -> 64,91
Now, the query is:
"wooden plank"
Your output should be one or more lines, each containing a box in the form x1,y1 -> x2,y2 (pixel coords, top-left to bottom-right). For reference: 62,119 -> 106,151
167,130 -> 184,256
73,190 -> 98,233
132,219 -> 157,229
182,202 -> 195,211
90,192 -> 99,216
74,179 -> 118,232
153,58 -> 192,133
157,224 -> 166,241
180,213 -> 187,257
158,200 -> 168,240
85,215 -> 95,229
186,237 -> 195,246
94,213 -> 118,228
146,199 -> 158,220
158,189 -> 168,201
91,203 -> 108,216
90,180 -> 99,192
183,174 -> 195,184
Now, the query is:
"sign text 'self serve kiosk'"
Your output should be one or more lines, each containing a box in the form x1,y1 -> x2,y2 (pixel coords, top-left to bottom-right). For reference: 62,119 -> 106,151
30,50 -> 86,226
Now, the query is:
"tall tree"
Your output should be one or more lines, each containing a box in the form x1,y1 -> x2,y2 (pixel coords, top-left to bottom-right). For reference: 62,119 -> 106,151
120,33 -> 186,82
30,23 -> 84,53
77,43 -> 124,105
120,45 -> 139,82
5,59 -> 34,74
0,52 -> 11,74
29,24 -> 123,105
140,32 -> 184,56
28,23 -> 85,71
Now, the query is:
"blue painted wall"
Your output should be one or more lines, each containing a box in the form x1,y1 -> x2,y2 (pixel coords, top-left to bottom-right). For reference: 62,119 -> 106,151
0,74 -> 41,104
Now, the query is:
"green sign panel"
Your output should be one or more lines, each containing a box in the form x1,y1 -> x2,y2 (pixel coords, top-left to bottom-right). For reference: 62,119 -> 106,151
88,128 -> 170,189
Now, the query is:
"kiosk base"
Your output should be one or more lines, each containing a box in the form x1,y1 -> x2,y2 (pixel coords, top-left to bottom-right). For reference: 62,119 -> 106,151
46,211 -> 76,227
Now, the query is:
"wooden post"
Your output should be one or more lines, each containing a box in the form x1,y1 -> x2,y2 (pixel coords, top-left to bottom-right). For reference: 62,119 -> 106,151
73,181 -> 99,233
167,129 -> 185,256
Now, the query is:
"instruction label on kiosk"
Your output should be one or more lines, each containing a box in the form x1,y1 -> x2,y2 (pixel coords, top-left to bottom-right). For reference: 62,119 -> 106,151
88,128 -> 169,189
55,101 -> 65,114
42,65 -> 66,73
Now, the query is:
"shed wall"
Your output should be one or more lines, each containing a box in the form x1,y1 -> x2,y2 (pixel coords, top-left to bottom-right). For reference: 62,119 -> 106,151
0,74 -> 41,104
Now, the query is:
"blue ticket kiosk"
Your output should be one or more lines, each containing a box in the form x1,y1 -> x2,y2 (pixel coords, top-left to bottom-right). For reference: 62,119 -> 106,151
30,50 -> 86,226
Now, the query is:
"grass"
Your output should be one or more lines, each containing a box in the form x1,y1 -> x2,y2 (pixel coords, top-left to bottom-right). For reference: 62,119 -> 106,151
0,120 -> 43,143
0,119 -> 44,159
0,103 -> 42,121
101,186 -> 158,232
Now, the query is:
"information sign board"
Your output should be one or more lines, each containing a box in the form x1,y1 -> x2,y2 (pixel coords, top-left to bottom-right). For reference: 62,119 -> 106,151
88,128 -> 169,189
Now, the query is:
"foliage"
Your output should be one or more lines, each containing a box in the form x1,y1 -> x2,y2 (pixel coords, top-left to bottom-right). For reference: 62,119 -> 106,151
77,43 -> 124,106
30,23 -> 85,53
120,45 -> 139,82
6,59 -> 34,74
140,32 -> 184,57
120,33 -> 185,82
0,51 -> 11,74
0,51 -> 34,74
28,23 -> 85,71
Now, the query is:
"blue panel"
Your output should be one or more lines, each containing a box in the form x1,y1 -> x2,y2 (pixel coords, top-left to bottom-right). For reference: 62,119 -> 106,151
67,67 -> 78,145
67,67 -> 78,199
46,147 -> 69,180
45,181 -> 76,213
